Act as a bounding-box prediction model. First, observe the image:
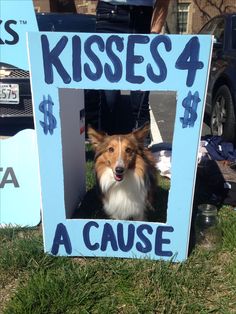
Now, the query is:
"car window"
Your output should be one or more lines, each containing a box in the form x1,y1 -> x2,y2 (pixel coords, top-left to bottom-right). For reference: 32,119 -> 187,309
200,17 -> 225,37
232,16 -> 236,49
200,19 -> 217,34
213,18 -> 225,44
200,17 -> 225,44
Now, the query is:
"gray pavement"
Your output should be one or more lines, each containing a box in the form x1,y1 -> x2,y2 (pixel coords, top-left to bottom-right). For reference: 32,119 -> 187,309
150,91 -> 211,144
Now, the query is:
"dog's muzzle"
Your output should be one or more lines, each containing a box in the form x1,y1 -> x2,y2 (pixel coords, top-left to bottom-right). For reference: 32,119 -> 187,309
114,166 -> 125,181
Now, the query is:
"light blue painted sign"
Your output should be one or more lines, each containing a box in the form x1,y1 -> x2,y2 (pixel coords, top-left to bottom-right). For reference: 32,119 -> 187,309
0,0 -> 41,227
27,32 -> 213,261
0,130 -> 41,226
0,0 -> 38,70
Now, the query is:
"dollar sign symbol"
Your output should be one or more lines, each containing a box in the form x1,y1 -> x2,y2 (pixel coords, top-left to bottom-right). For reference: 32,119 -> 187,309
180,91 -> 201,128
39,95 -> 57,135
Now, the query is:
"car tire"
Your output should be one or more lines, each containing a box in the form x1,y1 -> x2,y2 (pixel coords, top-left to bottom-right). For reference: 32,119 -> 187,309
211,85 -> 236,143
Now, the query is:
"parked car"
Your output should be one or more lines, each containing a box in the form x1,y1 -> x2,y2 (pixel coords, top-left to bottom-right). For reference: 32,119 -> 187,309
0,13 -> 97,134
199,13 -> 236,144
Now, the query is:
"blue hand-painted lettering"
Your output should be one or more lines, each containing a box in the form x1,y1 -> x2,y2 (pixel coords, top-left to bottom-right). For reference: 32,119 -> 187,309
51,223 -> 72,255
105,35 -> 124,83
175,36 -> 204,87
82,221 -> 174,257
147,35 -> 171,83
180,91 -> 201,128
41,34 -> 172,85
41,34 -> 71,84
39,95 -> 57,135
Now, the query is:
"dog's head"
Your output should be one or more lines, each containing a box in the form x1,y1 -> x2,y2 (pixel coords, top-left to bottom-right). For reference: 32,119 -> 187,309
87,123 -> 150,182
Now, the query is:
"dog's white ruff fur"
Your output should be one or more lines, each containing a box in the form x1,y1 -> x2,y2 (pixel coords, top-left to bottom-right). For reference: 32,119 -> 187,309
99,167 -> 147,220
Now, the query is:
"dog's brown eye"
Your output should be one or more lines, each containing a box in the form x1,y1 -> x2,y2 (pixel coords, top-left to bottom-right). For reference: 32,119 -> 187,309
125,147 -> 132,154
108,147 -> 114,153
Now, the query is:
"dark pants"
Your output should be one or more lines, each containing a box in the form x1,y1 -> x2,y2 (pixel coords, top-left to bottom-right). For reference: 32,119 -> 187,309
96,1 -> 153,134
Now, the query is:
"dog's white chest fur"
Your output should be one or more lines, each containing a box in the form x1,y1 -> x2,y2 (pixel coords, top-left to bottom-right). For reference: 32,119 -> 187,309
99,168 -> 147,220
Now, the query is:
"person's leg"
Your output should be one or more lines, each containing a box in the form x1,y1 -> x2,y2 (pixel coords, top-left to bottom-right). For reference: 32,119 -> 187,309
129,6 -> 152,135
96,1 -> 131,133
130,91 -> 150,129
99,90 -> 121,134
95,3 -> 153,135
96,1 -> 130,33
130,6 -> 153,33
130,90 -> 152,146
96,2 -> 152,34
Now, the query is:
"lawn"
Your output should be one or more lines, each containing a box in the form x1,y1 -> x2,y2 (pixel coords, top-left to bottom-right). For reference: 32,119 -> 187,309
0,147 -> 236,313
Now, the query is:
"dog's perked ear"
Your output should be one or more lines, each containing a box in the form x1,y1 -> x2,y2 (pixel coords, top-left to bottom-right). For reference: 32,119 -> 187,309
132,122 -> 150,143
87,125 -> 107,149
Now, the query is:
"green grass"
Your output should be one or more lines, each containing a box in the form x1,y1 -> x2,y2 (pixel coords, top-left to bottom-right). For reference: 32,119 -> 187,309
1,147 -> 236,313
0,219 -> 235,313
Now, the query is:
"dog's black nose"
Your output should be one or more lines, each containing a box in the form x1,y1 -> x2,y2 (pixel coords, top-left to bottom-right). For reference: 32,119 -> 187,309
115,166 -> 124,175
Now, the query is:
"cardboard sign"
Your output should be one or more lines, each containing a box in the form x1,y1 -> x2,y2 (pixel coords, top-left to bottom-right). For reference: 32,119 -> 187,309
0,130 -> 41,226
0,0 -> 41,227
27,32 -> 213,261
0,0 -> 38,70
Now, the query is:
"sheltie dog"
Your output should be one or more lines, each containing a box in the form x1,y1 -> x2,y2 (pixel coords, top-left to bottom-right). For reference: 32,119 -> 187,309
87,123 -> 157,221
